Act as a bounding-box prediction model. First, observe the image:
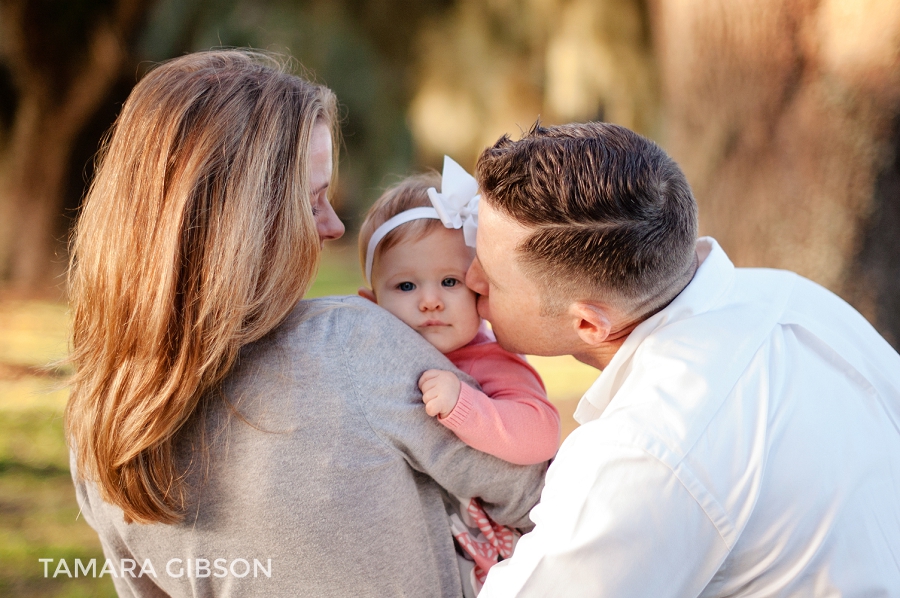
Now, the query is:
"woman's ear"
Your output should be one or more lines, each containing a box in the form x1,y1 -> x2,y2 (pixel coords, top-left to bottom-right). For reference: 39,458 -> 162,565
358,287 -> 377,303
568,302 -> 612,347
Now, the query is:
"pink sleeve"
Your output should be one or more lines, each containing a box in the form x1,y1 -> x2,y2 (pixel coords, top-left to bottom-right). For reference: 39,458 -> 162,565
438,346 -> 560,465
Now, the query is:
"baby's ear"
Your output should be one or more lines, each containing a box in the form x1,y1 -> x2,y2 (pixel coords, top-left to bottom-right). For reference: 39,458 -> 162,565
358,287 -> 377,303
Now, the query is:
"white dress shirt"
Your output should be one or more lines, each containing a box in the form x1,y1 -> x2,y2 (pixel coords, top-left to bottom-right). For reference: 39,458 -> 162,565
481,237 -> 900,597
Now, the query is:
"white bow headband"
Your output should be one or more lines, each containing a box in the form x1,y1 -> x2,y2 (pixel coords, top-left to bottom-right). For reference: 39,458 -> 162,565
364,156 -> 480,285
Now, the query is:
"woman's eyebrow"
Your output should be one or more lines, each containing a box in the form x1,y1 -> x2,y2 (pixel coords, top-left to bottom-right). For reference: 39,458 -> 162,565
312,182 -> 329,195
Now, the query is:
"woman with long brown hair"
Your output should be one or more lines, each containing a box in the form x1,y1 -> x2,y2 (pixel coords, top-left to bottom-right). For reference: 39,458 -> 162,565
66,50 -> 544,597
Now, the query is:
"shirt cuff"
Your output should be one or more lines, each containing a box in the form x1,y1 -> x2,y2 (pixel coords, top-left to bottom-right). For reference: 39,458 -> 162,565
438,381 -> 476,430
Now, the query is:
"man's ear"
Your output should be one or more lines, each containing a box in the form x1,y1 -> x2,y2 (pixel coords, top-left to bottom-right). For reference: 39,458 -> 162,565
358,287 -> 377,303
568,302 -> 612,347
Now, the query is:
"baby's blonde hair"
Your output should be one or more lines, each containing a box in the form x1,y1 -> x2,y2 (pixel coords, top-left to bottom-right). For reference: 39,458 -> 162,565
358,172 -> 443,284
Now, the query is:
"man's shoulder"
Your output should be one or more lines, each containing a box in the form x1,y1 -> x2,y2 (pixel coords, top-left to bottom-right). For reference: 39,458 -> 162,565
731,267 -> 900,381
582,274 -> 790,459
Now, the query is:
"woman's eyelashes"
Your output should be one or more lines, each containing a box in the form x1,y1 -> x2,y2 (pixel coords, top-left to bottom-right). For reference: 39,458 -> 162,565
311,192 -> 328,217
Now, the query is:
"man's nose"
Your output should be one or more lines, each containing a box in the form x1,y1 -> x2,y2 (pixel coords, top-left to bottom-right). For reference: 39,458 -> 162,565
466,258 -> 488,295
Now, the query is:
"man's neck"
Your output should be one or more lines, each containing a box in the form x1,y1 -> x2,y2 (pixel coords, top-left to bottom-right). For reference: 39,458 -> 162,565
574,250 -> 701,371
571,319 -> 639,370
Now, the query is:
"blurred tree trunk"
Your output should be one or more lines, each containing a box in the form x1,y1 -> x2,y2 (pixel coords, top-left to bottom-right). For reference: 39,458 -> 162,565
406,0 -> 658,167
652,0 -> 900,346
0,0 -> 151,294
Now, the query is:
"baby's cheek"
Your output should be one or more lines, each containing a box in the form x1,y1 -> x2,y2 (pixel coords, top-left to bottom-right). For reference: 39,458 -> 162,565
462,298 -> 483,335
466,290 -> 481,329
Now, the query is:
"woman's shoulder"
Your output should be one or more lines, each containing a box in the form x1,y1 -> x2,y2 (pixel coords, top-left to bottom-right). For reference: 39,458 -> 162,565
276,295 -> 427,350
288,294 -> 382,322
241,295 -> 452,388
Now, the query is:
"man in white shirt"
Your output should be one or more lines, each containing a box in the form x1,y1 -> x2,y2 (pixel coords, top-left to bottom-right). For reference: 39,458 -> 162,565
467,121 -> 900,596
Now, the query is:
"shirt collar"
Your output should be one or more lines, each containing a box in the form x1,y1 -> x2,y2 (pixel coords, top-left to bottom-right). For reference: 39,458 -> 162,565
573,237 -> 735,423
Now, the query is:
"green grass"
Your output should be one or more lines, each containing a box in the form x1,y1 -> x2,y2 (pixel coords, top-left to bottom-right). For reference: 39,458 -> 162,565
307,243 -> 366,298
0,249 -> 597,595
0,300 -> 69,369
0,468 -> 116,597
0,300 -> 115,597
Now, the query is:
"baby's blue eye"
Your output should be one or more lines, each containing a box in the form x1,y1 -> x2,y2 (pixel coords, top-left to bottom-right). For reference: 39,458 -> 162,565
442,278 -> 459,288
397,281 -> 415,292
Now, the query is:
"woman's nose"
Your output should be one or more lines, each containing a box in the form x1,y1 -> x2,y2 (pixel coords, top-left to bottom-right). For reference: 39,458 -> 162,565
316,201 -> 345,243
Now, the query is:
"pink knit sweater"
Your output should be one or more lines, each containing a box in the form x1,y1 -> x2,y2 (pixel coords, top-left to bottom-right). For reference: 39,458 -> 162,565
439,329 -> 561,465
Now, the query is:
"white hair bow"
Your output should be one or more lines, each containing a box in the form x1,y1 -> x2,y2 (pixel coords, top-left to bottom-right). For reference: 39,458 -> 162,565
364,156 -> 480,285
427,156 -> 480,248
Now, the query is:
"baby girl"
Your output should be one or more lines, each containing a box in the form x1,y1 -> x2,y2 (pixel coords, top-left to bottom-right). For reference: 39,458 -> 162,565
357,157 -> 561,595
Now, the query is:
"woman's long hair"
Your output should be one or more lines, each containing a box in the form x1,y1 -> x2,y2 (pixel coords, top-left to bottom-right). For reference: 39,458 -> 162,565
65,50 -> 338,524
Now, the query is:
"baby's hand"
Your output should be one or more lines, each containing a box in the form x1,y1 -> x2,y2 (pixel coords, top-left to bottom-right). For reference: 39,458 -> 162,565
418,369 -> 461,418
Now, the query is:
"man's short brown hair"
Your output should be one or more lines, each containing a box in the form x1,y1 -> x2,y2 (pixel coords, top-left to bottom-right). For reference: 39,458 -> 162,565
476,121 -> 698,315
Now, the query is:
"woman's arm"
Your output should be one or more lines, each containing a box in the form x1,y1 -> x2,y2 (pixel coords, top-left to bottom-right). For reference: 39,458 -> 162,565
341,298 -> 546,528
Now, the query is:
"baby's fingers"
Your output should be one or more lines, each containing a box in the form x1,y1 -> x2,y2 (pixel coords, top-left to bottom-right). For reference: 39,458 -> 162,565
418,369 -> 447,392
423,397 -> 444,417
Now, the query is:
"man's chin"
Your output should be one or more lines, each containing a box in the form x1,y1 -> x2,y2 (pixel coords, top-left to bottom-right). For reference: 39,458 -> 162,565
489,328 -> 520,354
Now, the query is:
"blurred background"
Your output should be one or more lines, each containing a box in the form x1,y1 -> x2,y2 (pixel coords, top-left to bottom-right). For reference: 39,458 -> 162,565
0,0 -> 898,595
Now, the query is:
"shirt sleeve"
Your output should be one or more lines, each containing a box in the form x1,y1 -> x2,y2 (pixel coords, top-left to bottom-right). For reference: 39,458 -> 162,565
479,422 -> 730,597
341,300 -> 546,529
439,346 -> 560,465
70,464 -> 169,598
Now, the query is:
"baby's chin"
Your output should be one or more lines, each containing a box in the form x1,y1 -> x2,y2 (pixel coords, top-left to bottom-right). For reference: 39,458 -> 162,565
424,326 -> 481,354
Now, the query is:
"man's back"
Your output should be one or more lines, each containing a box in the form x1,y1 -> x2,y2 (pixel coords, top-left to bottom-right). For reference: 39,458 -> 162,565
703,267 -> 900,593
482,238 -> 900,596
